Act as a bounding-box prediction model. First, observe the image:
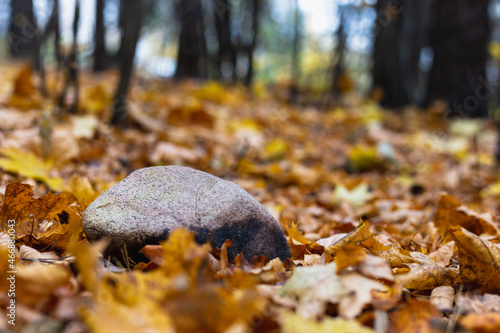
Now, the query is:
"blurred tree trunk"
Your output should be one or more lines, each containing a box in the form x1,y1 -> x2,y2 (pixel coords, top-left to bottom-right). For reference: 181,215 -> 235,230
289,0 -> 301,104
34,0 -> 61,95
174,0 -> 206,79
214,0 -> 235,81
93,0 -> 108,71
8,0 -> 37,58
244,0 -> 260,86
111,0 -> 144,126
372,0 -> 429,108
58,0 -> 80,114
426,0 -> 491,119
329,9 -> 346,101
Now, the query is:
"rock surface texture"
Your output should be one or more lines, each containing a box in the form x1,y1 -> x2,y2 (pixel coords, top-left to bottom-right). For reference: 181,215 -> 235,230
83,166 -> 291,262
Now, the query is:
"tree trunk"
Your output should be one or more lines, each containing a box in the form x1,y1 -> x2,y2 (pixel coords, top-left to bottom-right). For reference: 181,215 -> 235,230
34,0 -> 61,95
174,0 -> 206,79
244,0 -> 260,86
329,9 -> 346,101
289,0 -> 301,104
426,0 -> 491,119
8,0 -> 37,58
93,0 -> 108,71
214,0 -> 235,81
372,0 -> 429,108
58,0 -> 80,114
111,0 -> 144,126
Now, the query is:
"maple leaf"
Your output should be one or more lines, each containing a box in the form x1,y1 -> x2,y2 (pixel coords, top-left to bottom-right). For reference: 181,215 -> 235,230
0,181 -> 84,249
0,147 -> 63,191
332,184 -> 373,207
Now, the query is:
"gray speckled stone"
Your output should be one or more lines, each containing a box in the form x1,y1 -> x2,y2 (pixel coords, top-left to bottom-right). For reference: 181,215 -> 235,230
83,166 -> 291,263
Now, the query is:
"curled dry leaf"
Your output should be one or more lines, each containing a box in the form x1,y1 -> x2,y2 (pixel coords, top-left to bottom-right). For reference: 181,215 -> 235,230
448,225 -> 500,292
429,286 -> 454,312
434,194 -> 499,239
396,252 -> 461,290
0,181 -> 85,250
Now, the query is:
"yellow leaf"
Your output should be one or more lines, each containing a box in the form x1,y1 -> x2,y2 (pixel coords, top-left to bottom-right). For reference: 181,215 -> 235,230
192,81 -> 235,104
0,147 -> 63,191
264,138 -> 289,160
62,175 -> 98,206
348,145 -> 387,172
326,222 -> 374,256
332,184 -> 373,207
280,310 -> 374,333
489,41 -> 500,61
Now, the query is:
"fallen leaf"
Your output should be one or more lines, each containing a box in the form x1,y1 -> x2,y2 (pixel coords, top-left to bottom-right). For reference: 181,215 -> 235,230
0,147 -> 63,191
448,226 -> 500,292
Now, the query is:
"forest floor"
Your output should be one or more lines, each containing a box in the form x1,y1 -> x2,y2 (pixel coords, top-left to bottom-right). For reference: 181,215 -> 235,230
1,63 -> 500,332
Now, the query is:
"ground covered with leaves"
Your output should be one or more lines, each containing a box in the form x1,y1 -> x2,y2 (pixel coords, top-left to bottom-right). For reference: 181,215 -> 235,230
2,63 -> 500,332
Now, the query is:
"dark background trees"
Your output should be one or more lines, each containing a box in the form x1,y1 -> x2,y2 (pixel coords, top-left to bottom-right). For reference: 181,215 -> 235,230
426,0 -> 491,119
2,0 -> 499,132
8,0 -> 37,58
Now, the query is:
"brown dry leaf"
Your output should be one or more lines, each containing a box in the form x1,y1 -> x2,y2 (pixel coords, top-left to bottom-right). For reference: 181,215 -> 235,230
13,65 -> 34,97
8,66 -> 42,110
456,293 -> 500,313
336,244 -> 367,273
434,194 -> 499,239
429,241 -> 455,267
448,226 -> 500,292
326,222 -> 373,256
460,313 -> 500,333
18,245 -> 59,261
139,244 -> 163,265
396,252 -> 461,290
358,253 -> 394,282
151,141 -> 202,164
429,286 -> 454,312
286,221 -> 324,260
369,245 -> 418,268
0,109 -> 39,130
278,262 -> 392,319
0,261 -> 72,307
389,299 -> 441,333
0,181 -> 84,249
278,263 -> 346,319
167,100 -> 215,128
339,273 -> 391,319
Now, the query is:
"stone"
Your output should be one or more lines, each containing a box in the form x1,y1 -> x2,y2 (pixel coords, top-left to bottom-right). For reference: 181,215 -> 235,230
82,166 -> 291,263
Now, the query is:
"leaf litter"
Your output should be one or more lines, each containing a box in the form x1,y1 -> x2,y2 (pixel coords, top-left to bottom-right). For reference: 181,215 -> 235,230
1,64 -> 500,332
